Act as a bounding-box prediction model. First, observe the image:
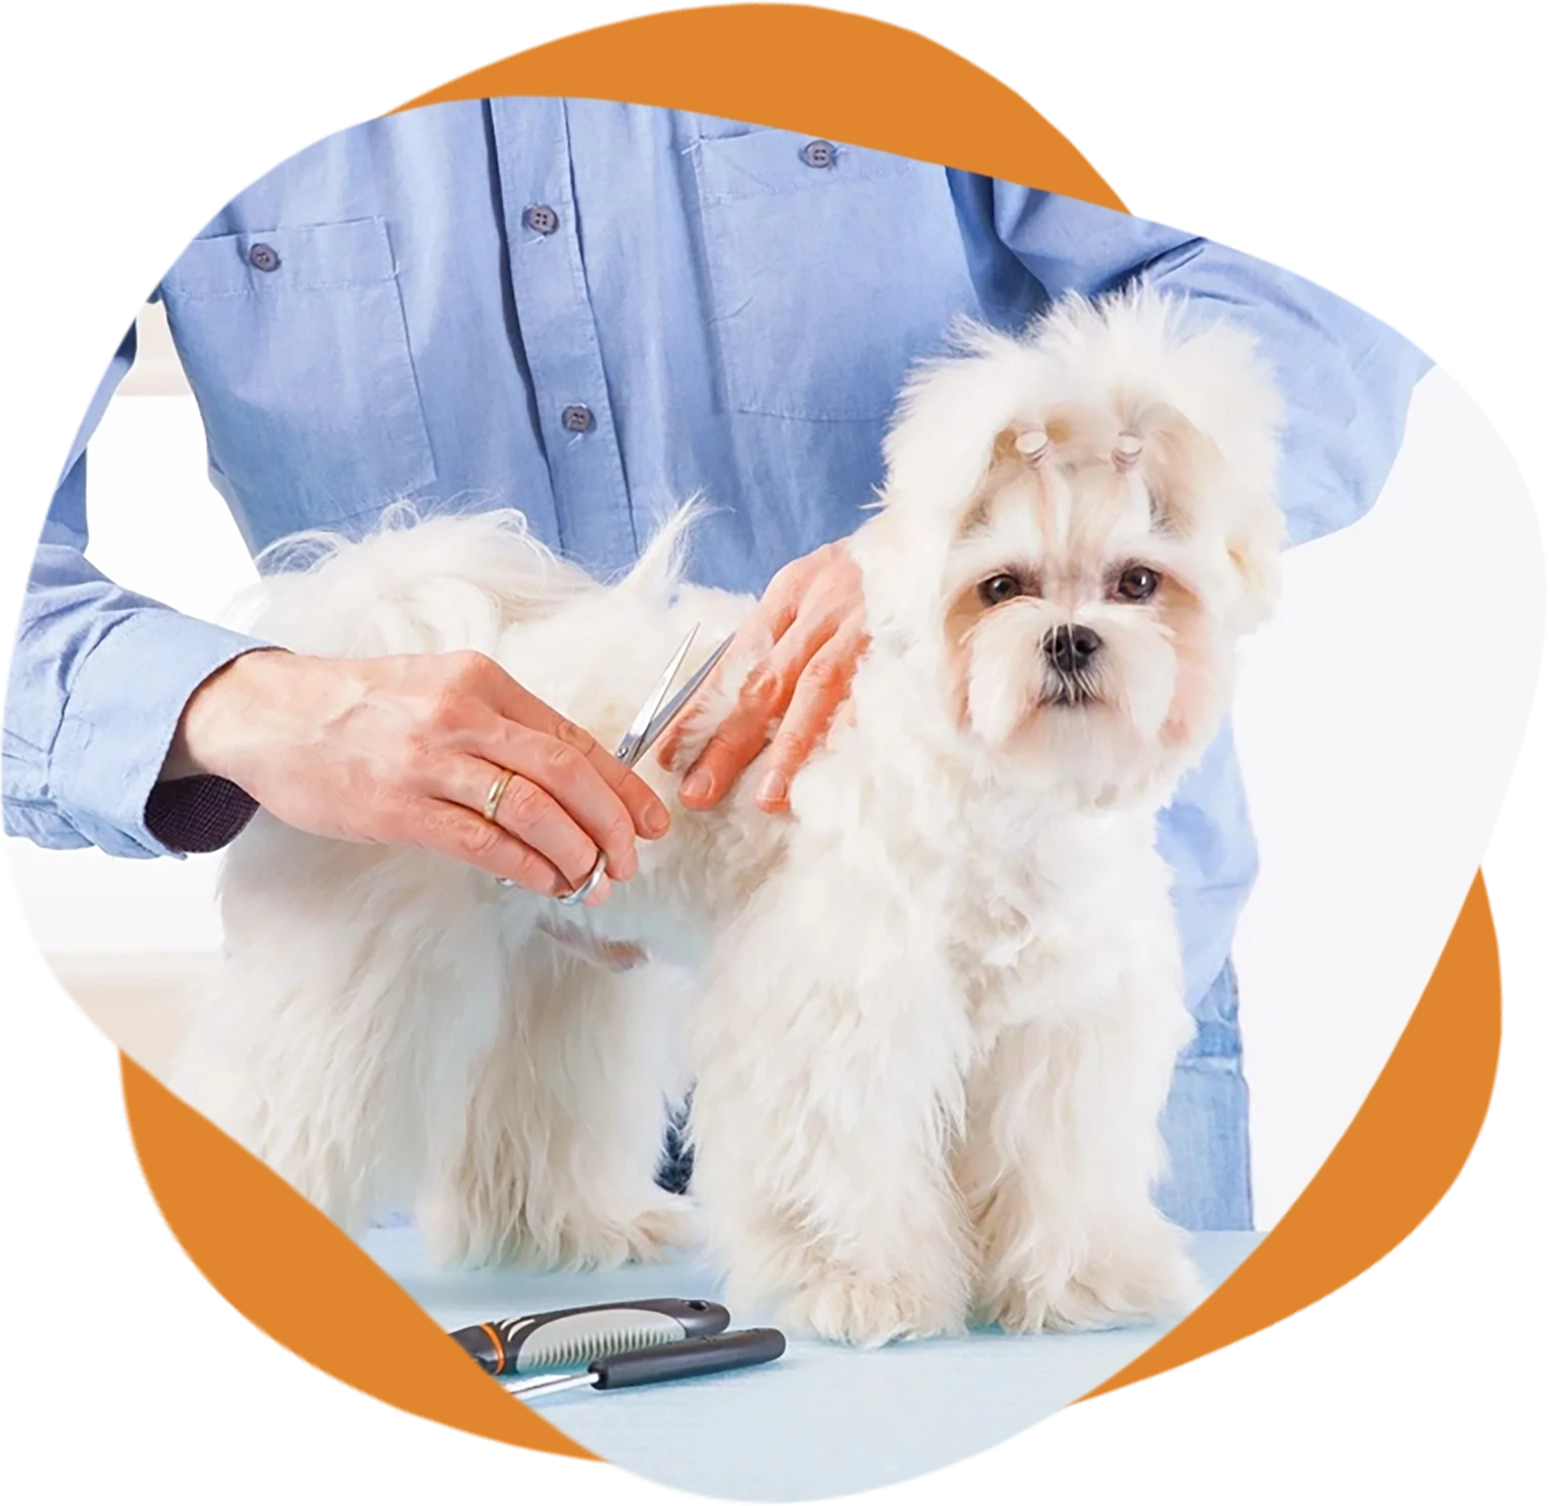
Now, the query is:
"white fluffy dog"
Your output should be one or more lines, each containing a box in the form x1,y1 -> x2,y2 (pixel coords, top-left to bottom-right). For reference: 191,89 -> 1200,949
169,286 -> 1284,1345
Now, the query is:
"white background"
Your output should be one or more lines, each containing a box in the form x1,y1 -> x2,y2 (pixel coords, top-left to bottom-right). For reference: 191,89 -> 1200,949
8,338 -> 1535,1235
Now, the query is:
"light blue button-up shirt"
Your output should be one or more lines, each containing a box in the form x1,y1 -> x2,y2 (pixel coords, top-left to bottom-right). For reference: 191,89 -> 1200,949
5,98 -> 1430,1024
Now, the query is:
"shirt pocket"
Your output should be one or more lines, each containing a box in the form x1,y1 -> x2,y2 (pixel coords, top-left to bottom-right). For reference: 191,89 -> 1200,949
691,127 -> 976,422
158,217 -> 435,544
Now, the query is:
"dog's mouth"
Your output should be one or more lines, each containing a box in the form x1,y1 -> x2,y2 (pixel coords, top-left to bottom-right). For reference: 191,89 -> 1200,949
1040,672 -> 1102,708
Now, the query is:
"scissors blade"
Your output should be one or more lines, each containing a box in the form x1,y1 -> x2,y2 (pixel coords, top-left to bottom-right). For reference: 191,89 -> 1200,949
616,627 -> 699,767
637,632 -> 735,759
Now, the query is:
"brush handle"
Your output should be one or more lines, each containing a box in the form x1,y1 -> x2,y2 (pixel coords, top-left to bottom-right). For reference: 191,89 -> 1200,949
589,1327 -> 787,1390
450,1298 -> 730,1377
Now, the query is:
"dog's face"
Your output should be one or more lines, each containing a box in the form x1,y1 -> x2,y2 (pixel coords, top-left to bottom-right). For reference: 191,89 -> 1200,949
855,289 -> 1286,808
940,412 -> 1251,805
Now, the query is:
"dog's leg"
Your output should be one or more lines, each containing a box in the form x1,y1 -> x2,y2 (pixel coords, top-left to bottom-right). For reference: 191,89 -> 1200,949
169,829 -> 506,1239
418,936 -> 699,1270
960,971 -> 1204,1333
687,874 -> 975,1346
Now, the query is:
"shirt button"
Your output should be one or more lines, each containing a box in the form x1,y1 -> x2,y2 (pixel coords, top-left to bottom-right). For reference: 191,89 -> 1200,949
800,139 -> 836,169
560,404 -> 594,434
523,204 -> 560,235
248,243 -> 281,273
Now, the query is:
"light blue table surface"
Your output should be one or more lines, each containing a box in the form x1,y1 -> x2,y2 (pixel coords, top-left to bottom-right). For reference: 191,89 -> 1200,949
362,1226 -> 1260,1501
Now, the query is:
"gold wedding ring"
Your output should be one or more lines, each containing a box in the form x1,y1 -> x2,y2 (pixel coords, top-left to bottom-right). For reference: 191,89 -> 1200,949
482,768 -> 516,824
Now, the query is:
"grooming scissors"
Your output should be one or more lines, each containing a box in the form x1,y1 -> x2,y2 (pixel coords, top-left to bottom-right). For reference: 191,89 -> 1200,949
496,626 -> 734,903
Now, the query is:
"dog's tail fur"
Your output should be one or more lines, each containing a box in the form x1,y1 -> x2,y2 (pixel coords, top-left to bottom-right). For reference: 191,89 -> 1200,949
223,499 -> 704,661
603,495 -> 704,609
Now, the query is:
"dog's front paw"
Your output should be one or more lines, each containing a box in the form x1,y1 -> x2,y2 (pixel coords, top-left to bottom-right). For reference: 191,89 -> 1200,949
781,1267 -> 966,1348
550,1193 -> 706,1270
422,1189 -> 703,1271
983,1231 -> 1205,1334
621,1195 -> 705,1264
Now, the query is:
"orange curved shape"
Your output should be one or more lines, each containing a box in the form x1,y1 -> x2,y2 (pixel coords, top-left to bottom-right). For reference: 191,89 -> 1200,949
121,1058 -> 594,1459
117,0 -> 1503,1456
1085,870 -> 1500,1399
391,5 -> 1126,210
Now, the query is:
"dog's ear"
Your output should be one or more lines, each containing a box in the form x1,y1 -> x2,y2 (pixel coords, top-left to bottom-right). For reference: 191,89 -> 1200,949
1218,475 -> 1285,634
1054,288 -> 1287,634
1127,395 -> 1284,635
1150,314 -> 1286,634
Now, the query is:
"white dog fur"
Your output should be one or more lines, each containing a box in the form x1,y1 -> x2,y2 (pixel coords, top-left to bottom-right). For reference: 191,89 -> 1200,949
168,286 -> 1284,1345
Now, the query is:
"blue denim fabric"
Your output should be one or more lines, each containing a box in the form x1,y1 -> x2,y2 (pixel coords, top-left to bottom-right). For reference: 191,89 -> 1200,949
1155,961 -> 1252,1230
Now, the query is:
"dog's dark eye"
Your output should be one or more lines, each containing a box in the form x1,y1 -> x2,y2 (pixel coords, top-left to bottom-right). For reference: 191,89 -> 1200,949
1114,566 -> 1160,602
978,573 -> 1024,607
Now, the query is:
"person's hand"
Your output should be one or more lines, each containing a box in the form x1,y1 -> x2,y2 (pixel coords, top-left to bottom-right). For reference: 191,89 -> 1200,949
659,540 -> 868,813
161,649 -> 670,904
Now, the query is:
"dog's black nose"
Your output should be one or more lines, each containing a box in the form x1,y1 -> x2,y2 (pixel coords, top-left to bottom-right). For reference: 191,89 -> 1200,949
1045,623 -> 1102,675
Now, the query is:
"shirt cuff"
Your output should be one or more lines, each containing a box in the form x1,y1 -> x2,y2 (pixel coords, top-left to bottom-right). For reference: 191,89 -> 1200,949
47,608 -> 271,858
143,775 -> 260,854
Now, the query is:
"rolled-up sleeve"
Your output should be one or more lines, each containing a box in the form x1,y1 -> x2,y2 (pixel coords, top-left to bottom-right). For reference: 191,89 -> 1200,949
954,178 -> 1435,544
4,324 -> 268,858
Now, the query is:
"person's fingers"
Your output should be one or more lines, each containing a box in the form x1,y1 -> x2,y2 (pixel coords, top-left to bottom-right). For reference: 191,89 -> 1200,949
653,624 -> 761,774
456,756 -> 608,888
672,664 -> 782,810
656,562 -> 810,772
406,796 -> 615,904
677,611 -> 842,809
455,653 -> 671,841
540,707 -> 672,841
537,915 -> 652,972
471,722 -> 644,881
755,625 -> 867,812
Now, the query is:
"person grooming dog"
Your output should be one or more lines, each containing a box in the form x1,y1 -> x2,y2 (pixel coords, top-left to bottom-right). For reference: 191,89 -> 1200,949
5,100 -> 1430,1230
